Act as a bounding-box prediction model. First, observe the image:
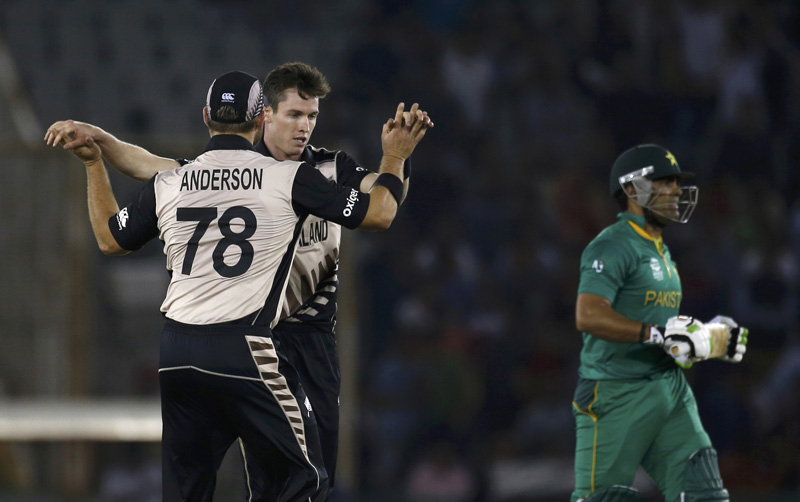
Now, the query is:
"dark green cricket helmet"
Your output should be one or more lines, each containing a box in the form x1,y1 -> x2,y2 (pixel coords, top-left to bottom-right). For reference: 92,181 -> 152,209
609,144 -> 695,196
610,144 -> 698,224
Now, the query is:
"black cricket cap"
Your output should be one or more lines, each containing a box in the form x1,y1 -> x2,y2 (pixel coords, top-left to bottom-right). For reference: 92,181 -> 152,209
206,71 -> 264,124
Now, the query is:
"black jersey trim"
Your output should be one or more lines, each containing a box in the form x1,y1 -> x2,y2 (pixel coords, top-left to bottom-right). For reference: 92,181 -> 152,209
252,215 -> 309,327
333,149 -> 371,188
202,134 -> 256,154
253,139 -> 271,157
253,142 -> 371,189
254,142 -> 327,167
163,318 -> 271,335
108,176 -> 159,251
290,164 -> 368,229
302,145 -> 320,165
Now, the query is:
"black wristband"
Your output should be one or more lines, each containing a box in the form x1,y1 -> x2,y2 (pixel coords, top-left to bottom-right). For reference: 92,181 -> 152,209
373,173 -> 404,206
403,157 -> 412,179
639,323 -> 647,343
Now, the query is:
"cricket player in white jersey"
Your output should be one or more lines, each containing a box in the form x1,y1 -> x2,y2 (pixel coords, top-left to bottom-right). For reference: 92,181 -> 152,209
46,62 -> 432,499
46,70 -> 430,502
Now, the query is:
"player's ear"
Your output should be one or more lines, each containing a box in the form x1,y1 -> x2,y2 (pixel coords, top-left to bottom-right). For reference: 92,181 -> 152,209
265,106 -> 273,123
623,183 -> 635,197
202,106 -> 210,125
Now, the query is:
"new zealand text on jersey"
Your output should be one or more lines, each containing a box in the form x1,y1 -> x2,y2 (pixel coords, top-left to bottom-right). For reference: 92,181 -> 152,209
299,220 -> 328,247
180,168 -> 263,191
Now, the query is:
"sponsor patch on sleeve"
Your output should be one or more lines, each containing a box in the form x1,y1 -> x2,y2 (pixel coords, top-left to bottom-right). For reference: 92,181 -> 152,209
116,207 -> 129,230
343,188 -> 359,217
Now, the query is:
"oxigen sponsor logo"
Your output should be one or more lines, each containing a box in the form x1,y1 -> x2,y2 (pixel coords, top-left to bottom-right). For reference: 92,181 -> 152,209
343,188 -> 358,217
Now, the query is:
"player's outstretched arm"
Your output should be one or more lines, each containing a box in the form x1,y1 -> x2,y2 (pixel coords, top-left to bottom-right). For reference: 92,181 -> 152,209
66,137 -> 128,256
45,120 -> 178,182
359,103 -> 431,230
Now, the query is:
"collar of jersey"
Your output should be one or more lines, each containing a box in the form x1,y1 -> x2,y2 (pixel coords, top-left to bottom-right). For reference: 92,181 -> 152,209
254,140 -> 315,165
618,212 -> 664,250
202,134 -> 256,154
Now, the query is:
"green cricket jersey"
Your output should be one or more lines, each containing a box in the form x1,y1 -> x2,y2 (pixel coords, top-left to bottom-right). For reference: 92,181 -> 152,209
577,212 -> 682,379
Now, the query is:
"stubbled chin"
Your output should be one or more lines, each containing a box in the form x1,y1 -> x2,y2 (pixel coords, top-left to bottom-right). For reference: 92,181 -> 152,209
282,144 -> 304,160
645,208 -> 675,227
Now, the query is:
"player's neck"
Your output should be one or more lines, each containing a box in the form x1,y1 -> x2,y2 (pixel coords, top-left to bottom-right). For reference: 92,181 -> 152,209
644,222 -> 663,240
261,137 -> 301,162
626,207 -> 663,240
209,129 -> 258,144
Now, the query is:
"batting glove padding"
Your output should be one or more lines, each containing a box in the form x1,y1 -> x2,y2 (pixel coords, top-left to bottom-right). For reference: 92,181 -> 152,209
707,315 -> 749,363
662,315 -> 712,368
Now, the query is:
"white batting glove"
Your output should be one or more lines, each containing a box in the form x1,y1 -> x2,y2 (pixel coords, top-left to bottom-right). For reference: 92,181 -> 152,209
706,315 -> 749,363
662,315 -> 713,369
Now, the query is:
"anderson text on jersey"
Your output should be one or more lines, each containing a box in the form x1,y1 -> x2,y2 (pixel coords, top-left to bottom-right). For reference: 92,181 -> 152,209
180,168 -> 263,191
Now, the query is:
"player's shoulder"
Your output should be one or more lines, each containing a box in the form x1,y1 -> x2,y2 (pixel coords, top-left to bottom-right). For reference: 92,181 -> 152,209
584,221 -> 635,255
306,145 -> 365,169
155,162 -> 187,184
232,150 -> 303,177
305,145 -> 339,166
191,148 -> 269,166
157,152 -> 301,187
590,219 -> 630,243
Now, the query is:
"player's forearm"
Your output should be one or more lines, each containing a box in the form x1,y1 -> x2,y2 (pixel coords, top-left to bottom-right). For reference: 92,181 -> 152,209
360,160 -> 410,200
93,129 -> 177,182
359,155 -> 405,230
579,315 -> 643,343
575,294 -> 645,343
361,173 -> 409,205
378,155 -> 405,179
360,187 -> 398,230
85,160 -> 127,255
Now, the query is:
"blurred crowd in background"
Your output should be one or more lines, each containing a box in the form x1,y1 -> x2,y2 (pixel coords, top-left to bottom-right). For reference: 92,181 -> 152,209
351,0 -> 800,499
2,0 -> 800,500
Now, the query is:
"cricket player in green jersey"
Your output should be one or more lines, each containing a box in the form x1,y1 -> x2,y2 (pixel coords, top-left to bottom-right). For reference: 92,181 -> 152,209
570,144 -> 749,502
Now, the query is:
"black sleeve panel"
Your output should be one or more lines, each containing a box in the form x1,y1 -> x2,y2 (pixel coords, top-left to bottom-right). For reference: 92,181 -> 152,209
108,176 -> 160,251
291,162 -> 369,229
335,150 -> 372,188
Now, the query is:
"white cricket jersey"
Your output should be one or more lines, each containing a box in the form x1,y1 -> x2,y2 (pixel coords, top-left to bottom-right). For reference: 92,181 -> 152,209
253,142 -> 372,329
108,135 -> 370,327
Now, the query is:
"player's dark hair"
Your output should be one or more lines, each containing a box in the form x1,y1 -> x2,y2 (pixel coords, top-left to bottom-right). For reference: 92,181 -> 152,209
263,62 -> 331,111
206,106 -> 259,134
614,186 -> 630,211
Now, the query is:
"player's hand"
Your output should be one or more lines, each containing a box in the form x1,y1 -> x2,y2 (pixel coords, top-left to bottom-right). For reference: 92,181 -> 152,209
400,110 -> 434,129
387,109 -> 434,132
381,102 -> 432,160
70,136 -> 102,164
662,315 -> 713,369
706,315 -> 749,363
44,120 -> 102,151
